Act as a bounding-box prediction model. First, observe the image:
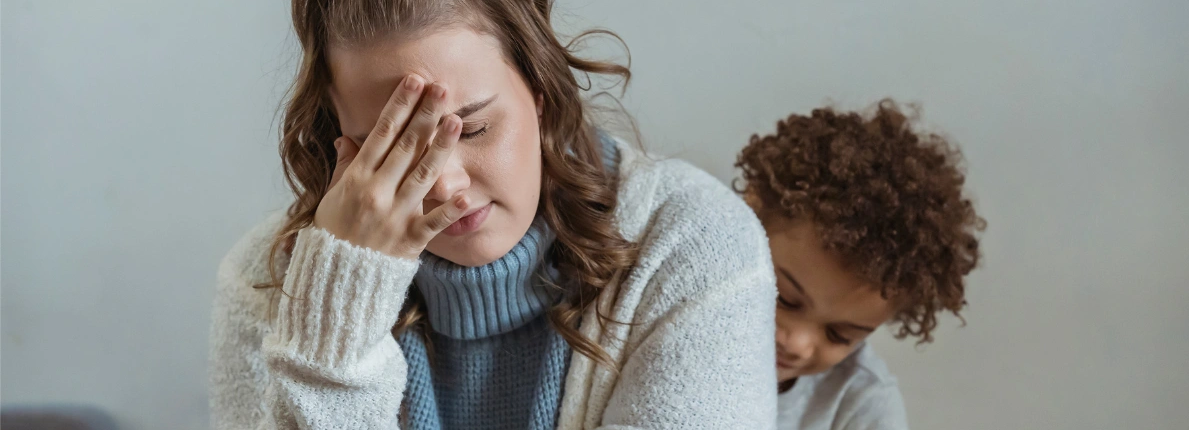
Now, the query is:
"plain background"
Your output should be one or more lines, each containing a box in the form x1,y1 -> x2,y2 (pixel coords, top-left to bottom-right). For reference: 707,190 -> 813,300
3,0 -> 1187,429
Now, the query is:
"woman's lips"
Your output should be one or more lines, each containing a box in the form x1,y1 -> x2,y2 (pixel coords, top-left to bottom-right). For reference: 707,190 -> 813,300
442,202 -> 492,236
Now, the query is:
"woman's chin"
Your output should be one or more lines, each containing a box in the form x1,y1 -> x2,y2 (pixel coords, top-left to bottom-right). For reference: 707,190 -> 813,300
427,233 -> 519,267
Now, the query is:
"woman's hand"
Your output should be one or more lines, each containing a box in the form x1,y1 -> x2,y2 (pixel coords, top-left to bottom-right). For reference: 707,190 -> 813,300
314,74 -> 468,260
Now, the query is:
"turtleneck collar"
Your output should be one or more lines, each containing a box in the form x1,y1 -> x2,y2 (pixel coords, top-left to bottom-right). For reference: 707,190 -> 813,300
414,217 -> 559,340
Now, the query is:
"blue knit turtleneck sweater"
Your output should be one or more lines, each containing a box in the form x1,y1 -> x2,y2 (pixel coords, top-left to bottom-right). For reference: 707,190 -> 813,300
397,217 -> 570,430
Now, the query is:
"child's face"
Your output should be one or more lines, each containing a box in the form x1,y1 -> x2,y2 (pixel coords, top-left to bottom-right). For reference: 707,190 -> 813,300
765,218 -> 897,382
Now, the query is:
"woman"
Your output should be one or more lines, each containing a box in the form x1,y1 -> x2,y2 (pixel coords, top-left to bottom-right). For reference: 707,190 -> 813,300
209,0 -> 776,428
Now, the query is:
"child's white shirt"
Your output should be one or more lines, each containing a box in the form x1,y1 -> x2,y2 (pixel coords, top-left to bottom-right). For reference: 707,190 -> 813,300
777,342 -> 910,430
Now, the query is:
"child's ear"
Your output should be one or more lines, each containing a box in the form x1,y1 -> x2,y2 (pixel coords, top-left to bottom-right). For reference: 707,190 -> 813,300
535,93 -> 544,117
742,190 -> 762,211
742,191 -> 773,227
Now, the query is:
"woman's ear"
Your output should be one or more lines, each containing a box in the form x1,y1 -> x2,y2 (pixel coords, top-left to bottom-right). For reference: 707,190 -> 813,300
535,93 -> 544,117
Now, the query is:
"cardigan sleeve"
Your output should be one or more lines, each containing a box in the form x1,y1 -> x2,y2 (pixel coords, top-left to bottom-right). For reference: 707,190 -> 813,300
597,268 -> 778,429
209,223 -> 417,429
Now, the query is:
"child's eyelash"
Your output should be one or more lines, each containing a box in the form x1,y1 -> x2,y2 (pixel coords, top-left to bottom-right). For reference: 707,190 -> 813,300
826,328 -> 852,346
460,125 -> 488,140
777,295 -> 802,311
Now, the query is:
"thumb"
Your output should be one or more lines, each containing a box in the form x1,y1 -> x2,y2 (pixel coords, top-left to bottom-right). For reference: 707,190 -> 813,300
328,137 -> 360,189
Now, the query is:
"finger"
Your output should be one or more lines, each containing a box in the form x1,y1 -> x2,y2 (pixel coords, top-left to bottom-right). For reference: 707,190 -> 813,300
354,74 -> 425,170
328,136 -> 361,189
394,114 -> 461,203
377,82 -> 449,187
413,194 -> 471,243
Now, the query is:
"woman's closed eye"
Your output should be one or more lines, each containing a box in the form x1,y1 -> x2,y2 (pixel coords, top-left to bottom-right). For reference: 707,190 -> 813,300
460,123 -> 488,140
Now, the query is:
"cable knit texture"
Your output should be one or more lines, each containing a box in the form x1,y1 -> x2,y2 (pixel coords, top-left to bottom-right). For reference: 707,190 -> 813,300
209,136 -> 779,429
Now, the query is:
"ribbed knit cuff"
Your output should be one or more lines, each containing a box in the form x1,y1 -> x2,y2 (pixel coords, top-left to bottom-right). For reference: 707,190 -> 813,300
271,227 -> 419,369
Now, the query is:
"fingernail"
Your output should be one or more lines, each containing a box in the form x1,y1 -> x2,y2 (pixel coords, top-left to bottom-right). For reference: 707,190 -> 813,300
405,75 -> 422,91
448,116 -> 461,133
455,196 -> 468,209
431,84 -> 446,99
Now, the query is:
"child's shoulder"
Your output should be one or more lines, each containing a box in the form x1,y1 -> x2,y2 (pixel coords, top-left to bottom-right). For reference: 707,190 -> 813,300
830,342 -> 899,388
779,343 -> 909,430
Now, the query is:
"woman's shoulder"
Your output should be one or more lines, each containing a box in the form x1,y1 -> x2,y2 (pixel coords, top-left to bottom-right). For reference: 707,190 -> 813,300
614,139 -> 765,247
612,138 -> 773,298
214,211 -> 289,306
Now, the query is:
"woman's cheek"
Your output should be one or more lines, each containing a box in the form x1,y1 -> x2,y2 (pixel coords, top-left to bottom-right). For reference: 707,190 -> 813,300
478,129 -> 541,210
504,127 -> 542,186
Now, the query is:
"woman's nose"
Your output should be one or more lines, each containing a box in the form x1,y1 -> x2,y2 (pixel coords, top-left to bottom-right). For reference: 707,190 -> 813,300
423,153 -> 470,205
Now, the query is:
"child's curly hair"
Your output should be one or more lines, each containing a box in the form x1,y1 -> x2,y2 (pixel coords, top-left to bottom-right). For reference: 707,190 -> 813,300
736,99 -> 986,343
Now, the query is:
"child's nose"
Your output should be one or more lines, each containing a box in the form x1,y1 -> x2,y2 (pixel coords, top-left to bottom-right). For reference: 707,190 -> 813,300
776,325 -> 815,361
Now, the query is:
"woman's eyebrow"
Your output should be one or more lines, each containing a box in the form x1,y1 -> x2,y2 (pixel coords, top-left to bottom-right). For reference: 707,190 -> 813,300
349,94 -> 500,143
453,94 -> 498,119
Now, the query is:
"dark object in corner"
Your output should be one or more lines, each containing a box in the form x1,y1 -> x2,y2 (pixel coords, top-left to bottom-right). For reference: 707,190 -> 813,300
0,405 -> 117,430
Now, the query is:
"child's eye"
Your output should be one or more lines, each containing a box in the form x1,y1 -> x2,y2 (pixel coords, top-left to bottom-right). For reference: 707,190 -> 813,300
825,328 -> 852,346
777,295 -> 803,311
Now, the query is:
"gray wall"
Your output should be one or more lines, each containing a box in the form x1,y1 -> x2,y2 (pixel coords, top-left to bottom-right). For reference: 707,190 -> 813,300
3,0 -> 1186,429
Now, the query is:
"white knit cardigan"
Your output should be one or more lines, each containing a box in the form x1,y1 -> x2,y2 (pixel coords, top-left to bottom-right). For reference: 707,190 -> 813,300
209,140 -> 778,429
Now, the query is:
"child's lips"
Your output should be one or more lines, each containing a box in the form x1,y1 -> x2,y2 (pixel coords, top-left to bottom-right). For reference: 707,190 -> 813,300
776,355 -> 799,369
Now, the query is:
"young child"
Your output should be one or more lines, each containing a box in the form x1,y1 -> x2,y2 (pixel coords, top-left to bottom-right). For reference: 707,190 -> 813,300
735,100 -> 986,429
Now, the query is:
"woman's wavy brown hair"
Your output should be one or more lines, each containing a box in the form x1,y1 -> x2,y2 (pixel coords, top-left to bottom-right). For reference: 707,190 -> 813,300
735,99 -> 986,344
258,0 -> 638,367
